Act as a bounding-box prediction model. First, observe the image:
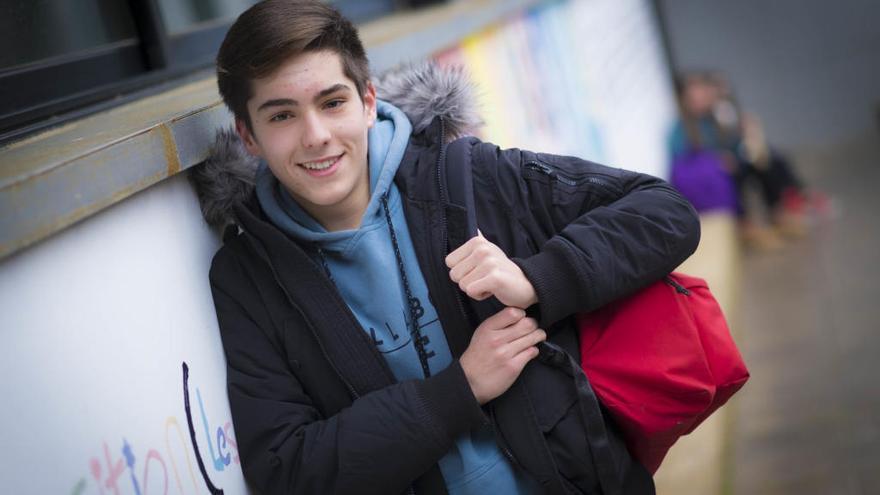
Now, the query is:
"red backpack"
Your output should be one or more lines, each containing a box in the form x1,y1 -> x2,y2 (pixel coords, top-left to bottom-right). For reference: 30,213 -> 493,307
576,272 -> 749,474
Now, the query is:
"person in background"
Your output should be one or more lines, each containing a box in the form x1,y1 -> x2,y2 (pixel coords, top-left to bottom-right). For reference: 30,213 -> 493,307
669,70 -> 824,249
709,71 -> 823,237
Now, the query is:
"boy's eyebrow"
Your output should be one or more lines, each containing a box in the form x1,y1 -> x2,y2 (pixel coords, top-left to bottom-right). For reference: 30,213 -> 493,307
315,83 -> 351,100
255,83 -> 352,113
256,98 -> 296,112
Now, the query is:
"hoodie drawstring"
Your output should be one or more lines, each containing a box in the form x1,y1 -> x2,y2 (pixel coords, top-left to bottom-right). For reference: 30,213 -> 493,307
314,195 -> 432,379
380,194 -> 432,379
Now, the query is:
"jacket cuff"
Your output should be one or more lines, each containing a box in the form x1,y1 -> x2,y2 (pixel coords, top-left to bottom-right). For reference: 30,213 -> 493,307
513,241 -> 588,328
415,361 -> 488,445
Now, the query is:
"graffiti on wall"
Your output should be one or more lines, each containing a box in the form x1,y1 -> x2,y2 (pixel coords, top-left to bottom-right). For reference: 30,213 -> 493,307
70,362 -> 239,495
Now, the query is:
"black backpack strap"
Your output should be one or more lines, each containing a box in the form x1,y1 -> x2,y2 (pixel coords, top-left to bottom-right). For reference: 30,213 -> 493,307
441,136 -> 479,239
539,341 -> 623,495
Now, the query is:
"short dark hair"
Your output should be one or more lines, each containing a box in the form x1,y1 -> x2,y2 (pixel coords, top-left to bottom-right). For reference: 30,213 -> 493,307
216,0 -> 371,129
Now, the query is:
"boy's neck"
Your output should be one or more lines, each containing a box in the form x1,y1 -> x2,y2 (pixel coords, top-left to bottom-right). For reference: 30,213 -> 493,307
300,179 -> 371,232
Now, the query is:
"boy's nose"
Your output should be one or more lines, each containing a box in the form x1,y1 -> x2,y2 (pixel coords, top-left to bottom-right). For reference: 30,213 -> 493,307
301,112 -> 331,148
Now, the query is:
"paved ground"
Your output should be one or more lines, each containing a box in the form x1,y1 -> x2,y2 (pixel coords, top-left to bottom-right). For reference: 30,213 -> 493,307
730,138 -> 880,494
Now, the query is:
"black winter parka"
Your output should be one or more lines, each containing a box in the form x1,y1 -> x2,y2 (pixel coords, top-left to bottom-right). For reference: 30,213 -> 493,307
197,65 -> 700,495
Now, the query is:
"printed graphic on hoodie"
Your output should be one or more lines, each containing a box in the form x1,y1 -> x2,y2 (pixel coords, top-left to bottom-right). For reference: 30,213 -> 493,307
369,302 -> 439,356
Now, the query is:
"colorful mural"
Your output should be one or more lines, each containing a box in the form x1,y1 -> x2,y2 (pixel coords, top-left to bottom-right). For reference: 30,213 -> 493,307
433,0 -> 675,178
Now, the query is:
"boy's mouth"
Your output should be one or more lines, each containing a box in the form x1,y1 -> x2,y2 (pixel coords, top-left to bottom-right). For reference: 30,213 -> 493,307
299,153 -> 343,176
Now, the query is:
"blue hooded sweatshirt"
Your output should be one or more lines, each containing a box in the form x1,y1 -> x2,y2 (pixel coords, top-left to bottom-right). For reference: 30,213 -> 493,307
255,100 -> 540,494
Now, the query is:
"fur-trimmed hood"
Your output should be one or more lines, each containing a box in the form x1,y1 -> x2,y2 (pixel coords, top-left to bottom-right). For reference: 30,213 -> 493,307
189,62 -> 481,229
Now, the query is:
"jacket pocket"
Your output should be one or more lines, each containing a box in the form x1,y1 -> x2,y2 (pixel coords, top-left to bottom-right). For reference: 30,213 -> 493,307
523,360 -> 602,495
521,159 -> 621,214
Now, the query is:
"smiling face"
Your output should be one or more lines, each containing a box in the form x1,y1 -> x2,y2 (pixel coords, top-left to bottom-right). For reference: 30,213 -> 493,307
237,50 -> 377,231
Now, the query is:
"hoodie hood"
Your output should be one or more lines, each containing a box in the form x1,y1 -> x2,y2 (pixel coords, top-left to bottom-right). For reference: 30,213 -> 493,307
189,62 -> 481,229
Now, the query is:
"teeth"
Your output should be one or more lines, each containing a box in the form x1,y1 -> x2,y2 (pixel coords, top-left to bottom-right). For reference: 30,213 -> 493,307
301,156 -> 338,170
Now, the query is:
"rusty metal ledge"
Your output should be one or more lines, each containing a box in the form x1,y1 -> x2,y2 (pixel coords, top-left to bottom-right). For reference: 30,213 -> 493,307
0,77 -> 231,260
0,0 -> 542,260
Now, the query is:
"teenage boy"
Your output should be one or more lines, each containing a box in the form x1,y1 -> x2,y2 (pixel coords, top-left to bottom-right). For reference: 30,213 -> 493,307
192,1 -> 700,494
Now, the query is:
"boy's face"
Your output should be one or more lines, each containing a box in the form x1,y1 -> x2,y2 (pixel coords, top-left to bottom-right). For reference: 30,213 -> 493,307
238,50 -> 377,227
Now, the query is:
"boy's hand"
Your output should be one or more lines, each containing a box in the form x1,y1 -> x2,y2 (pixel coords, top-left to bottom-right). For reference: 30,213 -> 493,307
459,307 -> 546,404
445,232 -> 538,309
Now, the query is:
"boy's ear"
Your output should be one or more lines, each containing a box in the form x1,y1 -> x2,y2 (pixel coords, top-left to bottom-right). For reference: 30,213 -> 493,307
364,81 -> 378,128
235,118 -> 262,157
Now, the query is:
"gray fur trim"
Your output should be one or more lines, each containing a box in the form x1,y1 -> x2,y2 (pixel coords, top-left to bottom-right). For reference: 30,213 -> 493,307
375,61 -> 482,140
187,126 -> 259,228
190,62 -> 482,227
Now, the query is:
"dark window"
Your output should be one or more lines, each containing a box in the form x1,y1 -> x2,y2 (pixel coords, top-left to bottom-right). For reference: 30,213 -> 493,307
0,0 -> 147,139
0,0 -> 139,70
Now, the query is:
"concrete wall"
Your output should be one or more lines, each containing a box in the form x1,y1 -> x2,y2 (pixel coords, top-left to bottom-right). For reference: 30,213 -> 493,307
658,0 -> 880,151
0,175 -> 243,494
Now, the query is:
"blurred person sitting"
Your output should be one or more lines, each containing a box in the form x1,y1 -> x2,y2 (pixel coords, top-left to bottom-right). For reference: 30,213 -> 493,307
668,71 -> 821,249
708,71 -> 823,238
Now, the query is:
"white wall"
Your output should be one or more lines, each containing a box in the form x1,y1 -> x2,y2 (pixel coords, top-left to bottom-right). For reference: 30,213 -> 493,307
0,174 -> 248,494
574,0 -> 678,177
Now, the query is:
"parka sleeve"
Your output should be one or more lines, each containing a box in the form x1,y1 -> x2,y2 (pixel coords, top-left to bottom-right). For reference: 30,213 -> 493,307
209,251 -> 487,495
473,143 -> 701,328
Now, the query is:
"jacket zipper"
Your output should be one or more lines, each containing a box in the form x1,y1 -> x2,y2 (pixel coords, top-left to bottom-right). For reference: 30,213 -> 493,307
523,160 -> 619,193
243,233 -> 360,399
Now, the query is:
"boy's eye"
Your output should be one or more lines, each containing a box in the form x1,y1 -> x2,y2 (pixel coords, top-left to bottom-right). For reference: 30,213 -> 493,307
324,99 -> 345,109
270,112 -> 293,122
